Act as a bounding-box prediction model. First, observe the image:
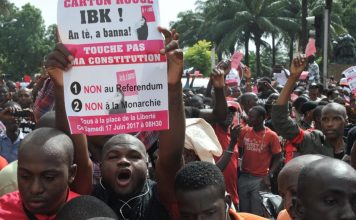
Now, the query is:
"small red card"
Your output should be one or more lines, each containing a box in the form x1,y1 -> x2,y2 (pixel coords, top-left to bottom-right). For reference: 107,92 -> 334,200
141,5 -> 156,22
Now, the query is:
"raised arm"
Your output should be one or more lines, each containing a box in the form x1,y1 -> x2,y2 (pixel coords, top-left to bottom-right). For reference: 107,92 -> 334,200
45,43 -> 93,195
216,125 -> 239,171
155,28 -> 185,209
200,65 -> 227,123
272,56 -> 307,140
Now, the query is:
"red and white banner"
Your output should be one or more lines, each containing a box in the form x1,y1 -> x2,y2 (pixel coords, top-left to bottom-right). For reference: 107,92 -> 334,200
57,0 -> 168,135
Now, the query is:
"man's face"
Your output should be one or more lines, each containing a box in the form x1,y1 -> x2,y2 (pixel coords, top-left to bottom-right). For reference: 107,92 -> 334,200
247,109 -> 263,127
18,90 -> 33,109
278,174 -> 298,217
329,90 -> 340,100
229,87 -> 241,98
18,147 -> 75,215
257,80 -> 268,93
243,95 -> 258,113
3,117 -> 19,133
321,108 -> 346,140
176,186 -> 227,220
308,88 -> 319,101
100,143 -> 147,199
7,82 -> 16,93
297,170 -> 356,220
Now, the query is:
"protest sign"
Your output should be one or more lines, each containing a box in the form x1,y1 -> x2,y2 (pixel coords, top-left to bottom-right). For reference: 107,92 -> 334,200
225,69 -> 239,87
225,52 -> 244,86
231,52 -> 244,69
305,38 -> 316,57
57,0 -> 168,135
342,66 -> 356,94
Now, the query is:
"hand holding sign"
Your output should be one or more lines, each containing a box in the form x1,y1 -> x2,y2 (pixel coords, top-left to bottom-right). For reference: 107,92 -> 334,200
159,27 -> 183,86
45,43 -> 74,87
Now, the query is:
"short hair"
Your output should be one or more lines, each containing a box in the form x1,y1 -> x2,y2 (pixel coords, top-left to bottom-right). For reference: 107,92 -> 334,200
19,128 -> 74,166
278,154 -> 324,184
36,111 -> 55,129
250,105 -> 267,119
3,101 -> 21,109
297,158 -> 354,200
175,161 -> 225,197
327,88 -> 338,97
317,83 -> 324,93
102,134 -> 146,160
258,77 -> 271,84
56,195 -> 118,220
240,93 -> 257,106
313,105 -> 324,120
0,85 -> 9,92
322,102 -> 347,119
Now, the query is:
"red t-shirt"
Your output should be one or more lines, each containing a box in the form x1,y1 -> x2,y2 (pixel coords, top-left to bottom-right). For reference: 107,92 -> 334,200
213,124 -> 239,205
238,127 -> 281,176
0,156 -> 8,171
0,190 -> 79,220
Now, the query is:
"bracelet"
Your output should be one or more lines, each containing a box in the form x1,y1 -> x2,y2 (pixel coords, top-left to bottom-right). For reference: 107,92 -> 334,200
225,150 -> 234,154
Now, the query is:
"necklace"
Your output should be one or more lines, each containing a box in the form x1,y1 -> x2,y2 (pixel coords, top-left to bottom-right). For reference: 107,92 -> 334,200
252,127 -> 267,149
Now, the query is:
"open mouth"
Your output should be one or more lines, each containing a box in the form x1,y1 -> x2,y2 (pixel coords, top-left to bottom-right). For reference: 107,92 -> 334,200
116,169 -> 132,187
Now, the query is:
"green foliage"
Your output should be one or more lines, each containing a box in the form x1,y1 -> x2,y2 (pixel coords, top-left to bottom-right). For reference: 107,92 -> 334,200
339,0 -> 356,39
184,40 -> 213,77
0,4 -> 55,80
172,0 -> 351,77
0,0 -> 11,16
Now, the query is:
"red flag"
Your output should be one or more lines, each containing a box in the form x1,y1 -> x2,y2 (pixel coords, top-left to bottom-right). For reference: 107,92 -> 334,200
305,38 -> 316,57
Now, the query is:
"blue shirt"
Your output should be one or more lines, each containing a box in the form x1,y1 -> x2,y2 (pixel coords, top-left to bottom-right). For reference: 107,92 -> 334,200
0,133 -> 22,163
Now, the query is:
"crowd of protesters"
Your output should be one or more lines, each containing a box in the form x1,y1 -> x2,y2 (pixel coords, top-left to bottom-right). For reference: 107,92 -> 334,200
0,27 -> 355,220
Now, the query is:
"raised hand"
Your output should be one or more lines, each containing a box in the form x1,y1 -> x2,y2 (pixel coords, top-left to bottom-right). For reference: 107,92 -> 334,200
158,27 -> 183,86
242,66 -> 252,80
290,54 -> 308,78
44,43 -> 74,87
211,67 -> 225,89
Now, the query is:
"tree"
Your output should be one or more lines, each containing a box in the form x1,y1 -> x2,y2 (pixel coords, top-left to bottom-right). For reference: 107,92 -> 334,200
170,10 -> 204,48
339,0 -> 356,38
338,0 -> 356,39
233,0 -> 299,76
184,40 -> 213,77
0,4 -> 55,80
0,0 -> 11,16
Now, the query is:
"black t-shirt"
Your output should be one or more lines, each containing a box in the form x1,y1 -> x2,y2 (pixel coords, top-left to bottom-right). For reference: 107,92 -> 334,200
92,179 -> 170,220
257,90 -> 274,106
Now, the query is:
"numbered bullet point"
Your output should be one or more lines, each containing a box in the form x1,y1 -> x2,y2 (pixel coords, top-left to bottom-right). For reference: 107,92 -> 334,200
71,82 -> 81,95
72,99 -> 82,112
